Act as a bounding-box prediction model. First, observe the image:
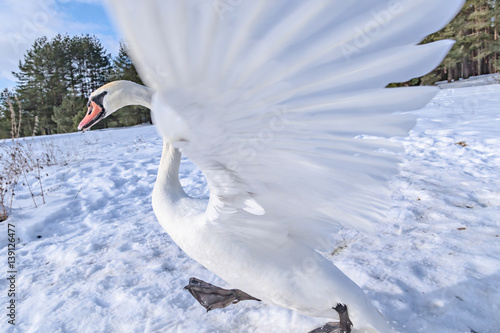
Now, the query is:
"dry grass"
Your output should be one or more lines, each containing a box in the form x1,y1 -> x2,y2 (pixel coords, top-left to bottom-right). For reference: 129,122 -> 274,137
0,139 -> 59,221
0,96 -> 58,222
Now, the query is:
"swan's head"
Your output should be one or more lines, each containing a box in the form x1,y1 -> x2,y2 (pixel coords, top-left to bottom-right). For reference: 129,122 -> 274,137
78,83 -> 113,132
78,80 -> 153,132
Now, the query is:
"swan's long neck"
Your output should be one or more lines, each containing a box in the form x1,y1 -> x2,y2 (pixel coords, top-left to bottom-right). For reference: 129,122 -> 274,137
104,81 -> 186,202
107,80 -> 154,111
155,141 -> 186,200
103,81 -> 190,220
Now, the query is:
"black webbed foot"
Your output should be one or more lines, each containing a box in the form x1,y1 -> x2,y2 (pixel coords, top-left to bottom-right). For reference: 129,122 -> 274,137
309,303 -> 353,333
334,303 -> 353,333
184,277 -> 260,312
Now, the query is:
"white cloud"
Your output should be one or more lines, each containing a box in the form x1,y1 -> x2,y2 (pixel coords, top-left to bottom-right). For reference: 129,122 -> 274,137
0,0 -> 60,85
0,0 -> 120,89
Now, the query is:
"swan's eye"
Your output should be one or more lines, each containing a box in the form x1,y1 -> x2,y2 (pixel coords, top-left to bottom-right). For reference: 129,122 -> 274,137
92,91 -> 108,108
87,102 -> 93,115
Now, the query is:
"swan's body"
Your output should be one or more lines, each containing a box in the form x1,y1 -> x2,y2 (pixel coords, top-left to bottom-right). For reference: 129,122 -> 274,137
151,137 -> 388,331
79,1 -> 464,331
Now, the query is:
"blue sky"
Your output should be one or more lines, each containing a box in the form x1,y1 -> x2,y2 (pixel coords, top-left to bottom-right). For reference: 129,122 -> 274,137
0,0 -> 122,90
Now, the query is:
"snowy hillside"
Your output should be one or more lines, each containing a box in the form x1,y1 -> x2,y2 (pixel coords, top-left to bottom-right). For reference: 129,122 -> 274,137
1,84 -> 499,333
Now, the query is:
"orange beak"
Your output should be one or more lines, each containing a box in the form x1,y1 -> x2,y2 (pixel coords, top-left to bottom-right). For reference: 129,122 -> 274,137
78,101 -> 103,132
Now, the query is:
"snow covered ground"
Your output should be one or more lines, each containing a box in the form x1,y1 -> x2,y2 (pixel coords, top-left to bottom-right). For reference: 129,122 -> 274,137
437,73 -> 500,89
1,84 -> 499,333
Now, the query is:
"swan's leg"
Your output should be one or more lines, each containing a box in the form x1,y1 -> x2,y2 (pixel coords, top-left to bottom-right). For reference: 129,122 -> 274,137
309,304 -> 353,333
184,277 -> 260,312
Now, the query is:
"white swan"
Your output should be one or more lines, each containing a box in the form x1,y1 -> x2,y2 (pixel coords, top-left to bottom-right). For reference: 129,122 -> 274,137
79,1 -> 464,332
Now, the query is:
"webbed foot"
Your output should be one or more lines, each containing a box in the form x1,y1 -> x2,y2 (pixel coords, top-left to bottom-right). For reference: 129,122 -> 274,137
184,277 -> 260,312
309,303 -> 353,333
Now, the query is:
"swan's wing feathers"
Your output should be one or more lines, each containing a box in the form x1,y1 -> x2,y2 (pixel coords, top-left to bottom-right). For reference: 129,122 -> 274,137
160,86 -> 433,248
108,0 -> 463,249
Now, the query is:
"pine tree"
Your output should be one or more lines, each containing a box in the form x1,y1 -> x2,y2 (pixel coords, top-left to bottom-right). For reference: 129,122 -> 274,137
108,42 -> 151,126
467,0 -> 493,75
52,95 -> 86,133
112,41 -> 143,84
14,36 -> 55,135
491,0 -> 500,70
0,89 -> 13,139
420,0 -> 500,84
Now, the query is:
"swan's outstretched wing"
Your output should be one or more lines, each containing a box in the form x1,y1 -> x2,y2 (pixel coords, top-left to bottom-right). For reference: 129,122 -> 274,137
108,0 -> 463,249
